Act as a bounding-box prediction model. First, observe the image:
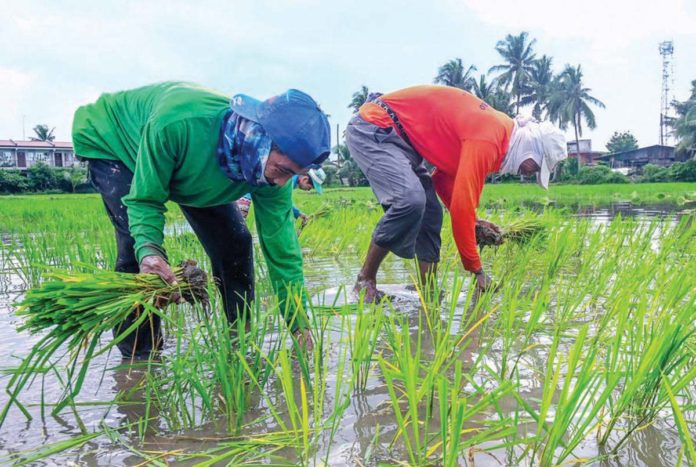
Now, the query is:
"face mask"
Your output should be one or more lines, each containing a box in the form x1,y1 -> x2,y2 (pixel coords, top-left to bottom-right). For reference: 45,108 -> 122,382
217,111 -> 273,186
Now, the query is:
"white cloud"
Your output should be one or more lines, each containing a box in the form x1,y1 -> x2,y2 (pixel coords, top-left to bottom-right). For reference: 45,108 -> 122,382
444,0 -> 696,147
458,0 -> 696,50
1,0 -> 694,147
0,67 -> 37,139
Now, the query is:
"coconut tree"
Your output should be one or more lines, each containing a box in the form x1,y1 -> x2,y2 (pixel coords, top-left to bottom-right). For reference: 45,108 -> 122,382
30,124 -> 56,142
548,65 -> 605,167
434,58 -> 477,91
472,75 -> 515,117
472,75 -> 495,101
669,79 -> 696,157
520,55 -> 554,120
348,85 -> 370,113
489,32 -> 537,114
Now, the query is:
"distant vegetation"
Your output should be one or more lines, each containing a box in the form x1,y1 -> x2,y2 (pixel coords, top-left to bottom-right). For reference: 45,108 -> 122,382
606,131 -> 639,154
0,163 -> 89,194
669,79 -> 696,157
28,124 -> 56,142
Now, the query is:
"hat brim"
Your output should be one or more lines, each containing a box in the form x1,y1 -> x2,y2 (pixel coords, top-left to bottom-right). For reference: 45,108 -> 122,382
230,94 -> 263,123
537,159 -> 551,190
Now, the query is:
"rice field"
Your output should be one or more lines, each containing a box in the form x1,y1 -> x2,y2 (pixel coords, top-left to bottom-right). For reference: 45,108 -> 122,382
0,183 -> 695,466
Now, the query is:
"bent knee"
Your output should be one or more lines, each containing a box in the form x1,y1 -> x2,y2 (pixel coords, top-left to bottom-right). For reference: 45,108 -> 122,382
393,190 -> 426,221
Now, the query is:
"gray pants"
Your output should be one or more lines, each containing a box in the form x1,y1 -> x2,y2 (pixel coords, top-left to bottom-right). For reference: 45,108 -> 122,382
345,115 -> 442,263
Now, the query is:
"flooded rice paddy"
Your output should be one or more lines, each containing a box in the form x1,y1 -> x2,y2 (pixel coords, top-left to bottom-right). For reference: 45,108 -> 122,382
0,195 -> 694,466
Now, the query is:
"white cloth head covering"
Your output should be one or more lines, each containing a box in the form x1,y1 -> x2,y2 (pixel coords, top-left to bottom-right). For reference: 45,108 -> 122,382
307,167 -> 326,193
499,116 -> 568,189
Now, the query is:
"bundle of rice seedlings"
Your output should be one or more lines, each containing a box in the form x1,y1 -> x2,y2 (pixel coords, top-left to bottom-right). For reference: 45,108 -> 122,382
298,203 -> 333,233
0,260 -> 209,427
501,217 -> 547,243
476,218 -> 546,248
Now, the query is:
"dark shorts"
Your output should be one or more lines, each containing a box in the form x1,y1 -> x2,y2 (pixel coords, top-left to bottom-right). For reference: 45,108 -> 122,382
345,115 -> 443,263
89,159 -> 254,358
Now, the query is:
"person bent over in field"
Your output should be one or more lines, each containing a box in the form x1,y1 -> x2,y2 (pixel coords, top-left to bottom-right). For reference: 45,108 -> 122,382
345,85 -> 566,302
237,168 -> 326,226
73,82 -> 330,357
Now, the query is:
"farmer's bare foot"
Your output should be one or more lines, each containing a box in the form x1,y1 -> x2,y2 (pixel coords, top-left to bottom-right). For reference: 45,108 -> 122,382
353,276 -> 385,303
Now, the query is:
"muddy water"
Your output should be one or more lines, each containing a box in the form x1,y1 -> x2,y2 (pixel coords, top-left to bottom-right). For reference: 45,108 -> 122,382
0,206 -> 690,466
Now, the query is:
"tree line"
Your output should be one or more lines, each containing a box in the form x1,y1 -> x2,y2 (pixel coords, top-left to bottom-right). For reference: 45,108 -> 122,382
0,163 -> 90,194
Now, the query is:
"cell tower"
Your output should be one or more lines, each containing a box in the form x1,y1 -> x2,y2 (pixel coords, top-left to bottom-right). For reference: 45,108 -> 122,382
659,40 -> 674,146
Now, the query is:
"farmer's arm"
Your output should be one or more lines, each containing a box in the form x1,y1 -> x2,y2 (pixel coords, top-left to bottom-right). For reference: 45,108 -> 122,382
123,121 -> 182,263
432,168 -> 454,209
448,140 -> 495,273
251,184 -> 307,329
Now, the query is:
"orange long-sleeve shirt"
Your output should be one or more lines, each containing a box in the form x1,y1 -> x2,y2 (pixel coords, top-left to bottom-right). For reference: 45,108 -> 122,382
359,85 -> 513,272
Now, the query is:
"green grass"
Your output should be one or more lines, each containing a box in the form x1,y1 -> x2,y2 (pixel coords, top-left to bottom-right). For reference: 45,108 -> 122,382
478,181 -> 696,208
0,188 -> 694,465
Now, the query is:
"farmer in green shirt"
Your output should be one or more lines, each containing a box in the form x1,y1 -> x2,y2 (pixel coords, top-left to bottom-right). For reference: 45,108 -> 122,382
72,82 -> 330,358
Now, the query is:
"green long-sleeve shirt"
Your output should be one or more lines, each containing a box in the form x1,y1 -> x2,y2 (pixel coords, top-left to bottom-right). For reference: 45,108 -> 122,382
72,81 -> 305,311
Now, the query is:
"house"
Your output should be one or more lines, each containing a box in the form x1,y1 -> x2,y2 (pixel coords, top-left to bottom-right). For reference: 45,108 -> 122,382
566,139 -> 606,165
0,140 -> 77,170
596,145 -> 684,170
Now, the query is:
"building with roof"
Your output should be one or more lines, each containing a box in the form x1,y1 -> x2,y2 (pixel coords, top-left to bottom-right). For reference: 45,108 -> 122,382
596,145 -> 685,170
0,140 -> 76,170
566,139 -> 606,165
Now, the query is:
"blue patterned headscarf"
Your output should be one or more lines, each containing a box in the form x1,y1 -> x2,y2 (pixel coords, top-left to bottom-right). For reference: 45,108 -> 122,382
217,110 -> 273,186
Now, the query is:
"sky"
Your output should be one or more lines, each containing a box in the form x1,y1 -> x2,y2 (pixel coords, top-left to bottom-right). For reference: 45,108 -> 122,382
1,0 -> 695,151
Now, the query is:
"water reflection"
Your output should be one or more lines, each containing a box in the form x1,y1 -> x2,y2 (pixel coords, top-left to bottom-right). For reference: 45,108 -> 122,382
0,204 -> 690,466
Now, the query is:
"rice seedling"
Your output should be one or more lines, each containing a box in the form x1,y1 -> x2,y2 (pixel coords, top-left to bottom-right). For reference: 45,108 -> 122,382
0,429 -> 103,466
0,262 -> 209,427
1,188 -> 695,465
347,293 -> 386,392
517,323 -> 621,466
476,215 -> 546,248
664,378 -> 696,466
237,312 -> 352,465
375,273 -> 514,465
596,259 -> 696,450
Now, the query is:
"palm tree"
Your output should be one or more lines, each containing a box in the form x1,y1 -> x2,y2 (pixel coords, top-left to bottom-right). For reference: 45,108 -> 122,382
434,58 -> 477,91
489,32 -> 537,114
328,143 -> 352,169
348,85 -> 370,113
472,75 -> 515,117
472,75 -> 495,101
520,55 -> 554,119
548,65 -> 606,167
669,79 -> 696,157
30,124 -> 55,142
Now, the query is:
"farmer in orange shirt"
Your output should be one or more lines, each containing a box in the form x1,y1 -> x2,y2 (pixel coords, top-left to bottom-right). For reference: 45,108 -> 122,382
346,85 -> 567,301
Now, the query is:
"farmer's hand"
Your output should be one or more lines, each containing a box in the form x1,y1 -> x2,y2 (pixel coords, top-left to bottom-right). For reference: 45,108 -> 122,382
140,255 -> 183,305
299,213 -> 309,227
474,269 -> 494,294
